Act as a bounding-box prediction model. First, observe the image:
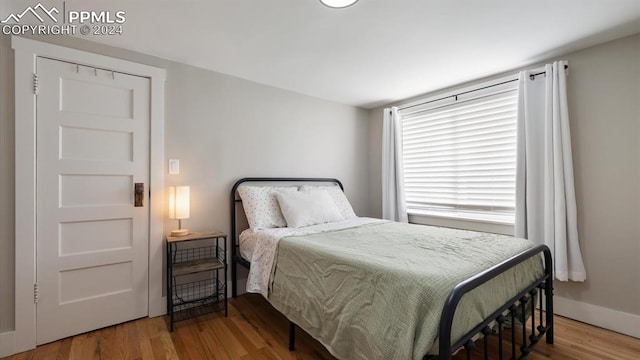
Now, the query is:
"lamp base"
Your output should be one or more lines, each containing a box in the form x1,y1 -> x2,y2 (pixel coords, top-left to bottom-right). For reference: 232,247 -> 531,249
170,229 -> 189,236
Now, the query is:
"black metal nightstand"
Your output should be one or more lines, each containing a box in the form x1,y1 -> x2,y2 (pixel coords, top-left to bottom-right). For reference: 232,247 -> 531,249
166,230 -> 227,331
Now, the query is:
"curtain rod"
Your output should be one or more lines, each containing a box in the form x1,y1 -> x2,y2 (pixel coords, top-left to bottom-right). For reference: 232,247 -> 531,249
398,64 -> 569,112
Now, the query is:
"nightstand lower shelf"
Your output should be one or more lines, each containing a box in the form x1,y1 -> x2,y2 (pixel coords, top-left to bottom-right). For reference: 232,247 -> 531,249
171,301 -> 226,324
171,278 -> 226,323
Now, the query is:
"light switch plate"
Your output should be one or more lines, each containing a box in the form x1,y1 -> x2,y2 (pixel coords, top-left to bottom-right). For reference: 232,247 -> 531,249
168,159 -> 180,175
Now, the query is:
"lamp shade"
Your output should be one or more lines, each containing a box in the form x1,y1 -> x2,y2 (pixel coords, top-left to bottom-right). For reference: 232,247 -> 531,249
168,186 -> 190,220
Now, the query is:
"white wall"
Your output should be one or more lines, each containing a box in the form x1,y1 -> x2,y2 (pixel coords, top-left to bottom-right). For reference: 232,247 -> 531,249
0,34 -> 374,333
369,34 -> 640,320
552,33 -> 639,317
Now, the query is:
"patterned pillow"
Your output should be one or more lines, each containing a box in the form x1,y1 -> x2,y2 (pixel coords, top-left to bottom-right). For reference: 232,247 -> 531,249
237,186 -> 298,230
299,184 -> 357,220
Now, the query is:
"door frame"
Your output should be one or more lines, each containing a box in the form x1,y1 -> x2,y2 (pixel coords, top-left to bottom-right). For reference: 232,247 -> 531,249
12,36 -> 166,353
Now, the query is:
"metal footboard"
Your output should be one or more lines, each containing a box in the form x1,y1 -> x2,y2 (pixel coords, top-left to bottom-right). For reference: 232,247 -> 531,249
433,245 -> 554,360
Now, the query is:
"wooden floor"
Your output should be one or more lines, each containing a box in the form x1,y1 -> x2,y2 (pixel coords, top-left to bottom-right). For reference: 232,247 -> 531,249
4,294 -> 640,360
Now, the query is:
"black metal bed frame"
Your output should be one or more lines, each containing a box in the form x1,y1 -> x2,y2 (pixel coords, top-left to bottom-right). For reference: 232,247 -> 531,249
230,177 -> 554,360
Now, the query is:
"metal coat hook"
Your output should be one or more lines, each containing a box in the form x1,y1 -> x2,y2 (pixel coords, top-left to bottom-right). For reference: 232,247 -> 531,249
111,71 -> 115,80
75,64 -> 79,73
94,68 -> 98,76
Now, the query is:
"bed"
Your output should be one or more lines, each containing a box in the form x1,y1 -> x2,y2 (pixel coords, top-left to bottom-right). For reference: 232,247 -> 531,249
230,177 -> 553,360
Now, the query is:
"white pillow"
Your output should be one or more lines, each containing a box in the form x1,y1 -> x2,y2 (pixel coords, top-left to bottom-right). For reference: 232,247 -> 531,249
299,185 -> 356,220
275,190 -> 344,228
237,186 -> 298,230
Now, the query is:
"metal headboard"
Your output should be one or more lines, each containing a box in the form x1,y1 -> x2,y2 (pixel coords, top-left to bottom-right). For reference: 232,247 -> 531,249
230,177 -> 344,297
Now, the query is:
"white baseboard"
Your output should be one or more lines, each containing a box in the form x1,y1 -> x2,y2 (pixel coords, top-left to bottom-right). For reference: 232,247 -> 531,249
554,296 -> 640,338
0,330 -> 16,357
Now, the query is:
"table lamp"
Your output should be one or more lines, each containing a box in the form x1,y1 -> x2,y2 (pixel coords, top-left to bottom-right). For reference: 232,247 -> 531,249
169,186 -> 190,236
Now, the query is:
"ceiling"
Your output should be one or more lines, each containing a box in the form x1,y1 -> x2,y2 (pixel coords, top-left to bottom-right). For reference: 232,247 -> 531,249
2,0 -> 639,109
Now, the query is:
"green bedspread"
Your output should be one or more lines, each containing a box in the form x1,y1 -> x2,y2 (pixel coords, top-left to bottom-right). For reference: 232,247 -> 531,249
268,221 -> 543,360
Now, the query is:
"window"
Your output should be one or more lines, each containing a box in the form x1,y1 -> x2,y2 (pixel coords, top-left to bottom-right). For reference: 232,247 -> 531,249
399,79 -> 517,224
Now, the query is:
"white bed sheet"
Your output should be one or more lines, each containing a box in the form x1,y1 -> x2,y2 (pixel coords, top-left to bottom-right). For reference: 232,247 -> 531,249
239,217 -> 386,297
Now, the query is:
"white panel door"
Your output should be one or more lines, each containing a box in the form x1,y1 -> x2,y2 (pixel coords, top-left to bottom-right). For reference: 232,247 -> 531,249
36,57 -> 150,345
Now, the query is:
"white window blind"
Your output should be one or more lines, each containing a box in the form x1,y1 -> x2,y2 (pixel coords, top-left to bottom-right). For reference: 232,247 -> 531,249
399,80 -> 518,224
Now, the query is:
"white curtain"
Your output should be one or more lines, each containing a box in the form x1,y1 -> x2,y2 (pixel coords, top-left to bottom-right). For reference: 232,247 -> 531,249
515,60 -> 586,282
382,107 -> 408,222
